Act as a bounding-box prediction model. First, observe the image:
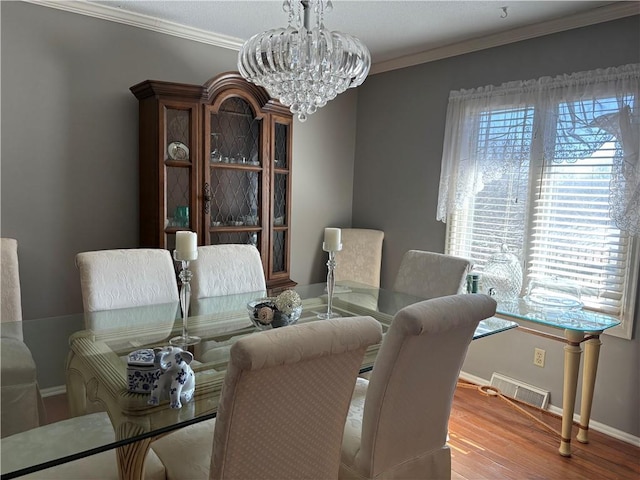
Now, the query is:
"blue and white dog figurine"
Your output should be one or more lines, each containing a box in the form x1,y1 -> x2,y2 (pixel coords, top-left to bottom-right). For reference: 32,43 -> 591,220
147,346 -> 195,409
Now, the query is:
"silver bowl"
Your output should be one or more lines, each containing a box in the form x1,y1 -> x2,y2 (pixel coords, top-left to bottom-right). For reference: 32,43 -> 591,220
247,298 -> 302,330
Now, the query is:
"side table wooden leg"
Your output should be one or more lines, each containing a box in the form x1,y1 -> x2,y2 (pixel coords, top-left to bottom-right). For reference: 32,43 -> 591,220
576,333 -> 602,444
559,329 -> 584,457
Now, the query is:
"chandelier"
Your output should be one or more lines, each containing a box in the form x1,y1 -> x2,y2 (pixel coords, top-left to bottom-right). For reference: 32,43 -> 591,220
237,0 -> 371,122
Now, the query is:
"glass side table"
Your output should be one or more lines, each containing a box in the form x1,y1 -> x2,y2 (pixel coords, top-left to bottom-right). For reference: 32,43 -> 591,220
496,300 -> 620,457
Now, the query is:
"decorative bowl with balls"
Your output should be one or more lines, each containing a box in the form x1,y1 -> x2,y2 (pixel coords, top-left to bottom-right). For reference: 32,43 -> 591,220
247,290 -> 303,330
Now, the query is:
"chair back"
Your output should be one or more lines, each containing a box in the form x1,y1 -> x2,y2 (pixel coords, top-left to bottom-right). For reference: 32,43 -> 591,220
1,238 -> 23,329
393,250 -> 471,299
190,244 -> 266,299
210,316 -> 383,480
335,229 -> 384,287
353,294 -> 496,478
76,249 -> 179,312
1,238 -> 43,436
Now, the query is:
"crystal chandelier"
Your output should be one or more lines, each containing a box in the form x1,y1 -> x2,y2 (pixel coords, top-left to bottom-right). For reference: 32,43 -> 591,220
237,0 -> 371,122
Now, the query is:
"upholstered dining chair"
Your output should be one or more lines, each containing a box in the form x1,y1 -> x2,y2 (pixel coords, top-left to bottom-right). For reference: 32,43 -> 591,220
334,229 -> 384,287
1,238 -> 44,437
76,248 -> 179,312
151,316 -> 383,479
189,244 -> 267,300
68,248 -> 180,416
340,294 -> 497,480
188,244 -> 267,363
5,247 -> 176,477
393,250 -> 472,299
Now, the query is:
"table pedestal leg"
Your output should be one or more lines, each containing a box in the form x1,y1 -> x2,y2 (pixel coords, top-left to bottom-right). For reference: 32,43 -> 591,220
116,439 -> 151,480
115,423 -> 152,480
576,333 -> 602,444
559,329 -> 584,457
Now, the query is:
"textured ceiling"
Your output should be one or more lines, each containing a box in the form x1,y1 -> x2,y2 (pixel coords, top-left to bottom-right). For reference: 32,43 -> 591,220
87,1 -> 631,69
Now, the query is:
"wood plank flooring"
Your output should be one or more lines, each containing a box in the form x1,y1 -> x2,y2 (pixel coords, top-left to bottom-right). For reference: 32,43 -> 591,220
449,381 -> 639,480
43,381 -> 639,479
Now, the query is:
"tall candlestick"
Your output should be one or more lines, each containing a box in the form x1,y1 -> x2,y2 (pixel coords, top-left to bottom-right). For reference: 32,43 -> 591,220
323,227 -> 342,252
170,249 -> 201,347
318,250 -> 340,319
175,231 -> 197,261
319,227 -> 342,319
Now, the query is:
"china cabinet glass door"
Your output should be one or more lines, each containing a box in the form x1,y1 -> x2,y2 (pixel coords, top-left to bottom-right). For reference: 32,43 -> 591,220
204,97 -> 264,252
270,117 -> 291,278
163,103 -> 197,250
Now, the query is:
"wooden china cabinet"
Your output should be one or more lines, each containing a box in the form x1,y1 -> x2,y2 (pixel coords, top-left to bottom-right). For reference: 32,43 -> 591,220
130,72 -> 295,290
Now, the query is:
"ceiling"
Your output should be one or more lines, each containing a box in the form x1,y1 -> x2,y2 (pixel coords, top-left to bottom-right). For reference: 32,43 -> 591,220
43,1 -> 637,73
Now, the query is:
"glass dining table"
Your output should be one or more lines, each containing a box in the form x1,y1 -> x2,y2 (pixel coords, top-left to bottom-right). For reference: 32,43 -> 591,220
1,283 -> 517,480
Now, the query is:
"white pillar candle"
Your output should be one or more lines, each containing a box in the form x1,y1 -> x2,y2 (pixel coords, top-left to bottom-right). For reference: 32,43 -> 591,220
323,227 -> 342,252
175,231 -> 198,261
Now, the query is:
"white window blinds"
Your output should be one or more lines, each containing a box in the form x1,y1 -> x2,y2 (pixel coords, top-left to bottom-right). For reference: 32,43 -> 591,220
530,145 -> 629,317
439,64 -> 640,338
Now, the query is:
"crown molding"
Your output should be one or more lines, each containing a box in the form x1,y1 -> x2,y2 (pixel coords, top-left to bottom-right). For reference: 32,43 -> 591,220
22,0 -> 244,50
23,0 -> 639,75
371,2 -> 640,74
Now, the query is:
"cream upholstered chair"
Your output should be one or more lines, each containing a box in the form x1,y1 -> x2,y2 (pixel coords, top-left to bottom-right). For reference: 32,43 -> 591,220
393,250 -> 472,299
340,294 -> 497,480
190,244 -> 266,300
335,229 -> 384,287
151,316 -> 383,479
1,238 -> 45,437
68,248 -> 180,416
76,248 -> 179,312
11,248 -> 177,477
188,244 -> 267,363
189,244 -> 266,318
2,412 -> 166,480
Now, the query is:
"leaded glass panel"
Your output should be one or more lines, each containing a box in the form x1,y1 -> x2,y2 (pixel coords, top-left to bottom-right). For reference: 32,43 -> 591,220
272,230 -> 286,273
166,109 -> 190,162
209,169 -> 260,226
273,173 -> 287,226
274,122 -> 288,168
166,167 -> 190,228
210,98 -> 261,165
210,231 -> 260,247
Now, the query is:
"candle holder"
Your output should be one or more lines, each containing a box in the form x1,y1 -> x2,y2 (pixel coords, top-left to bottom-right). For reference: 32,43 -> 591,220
318,242 -> 343,319
170,250 -> 201,347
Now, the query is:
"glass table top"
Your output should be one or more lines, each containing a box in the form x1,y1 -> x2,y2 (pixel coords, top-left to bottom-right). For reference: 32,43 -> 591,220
496,298 -> 620,332
1,283 -> 517,478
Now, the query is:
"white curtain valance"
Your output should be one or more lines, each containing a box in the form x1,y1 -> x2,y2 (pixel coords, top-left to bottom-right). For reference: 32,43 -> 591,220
437,63 -> 640,235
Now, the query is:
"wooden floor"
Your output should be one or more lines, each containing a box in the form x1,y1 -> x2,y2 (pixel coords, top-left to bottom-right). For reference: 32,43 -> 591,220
43,382 -> 639,479
449,382 -> 640,480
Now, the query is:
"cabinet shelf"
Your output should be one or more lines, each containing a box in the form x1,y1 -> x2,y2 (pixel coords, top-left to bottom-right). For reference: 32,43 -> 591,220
217,110 -> 254,119
210,162 -> 262,170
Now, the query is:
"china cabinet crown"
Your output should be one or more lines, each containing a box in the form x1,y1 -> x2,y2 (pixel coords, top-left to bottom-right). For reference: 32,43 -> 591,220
130,72 -> 295,290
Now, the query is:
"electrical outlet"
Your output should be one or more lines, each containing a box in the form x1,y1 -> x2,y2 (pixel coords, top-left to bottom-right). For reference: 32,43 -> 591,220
534,348 -> 545,368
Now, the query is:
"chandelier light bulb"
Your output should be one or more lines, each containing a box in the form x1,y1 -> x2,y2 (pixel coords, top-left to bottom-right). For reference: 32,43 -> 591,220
238,0 -> 371,122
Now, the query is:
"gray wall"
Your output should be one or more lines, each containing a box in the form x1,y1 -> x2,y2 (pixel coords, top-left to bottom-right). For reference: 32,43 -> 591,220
353,16 -> 640,437
1,2 -> 356,321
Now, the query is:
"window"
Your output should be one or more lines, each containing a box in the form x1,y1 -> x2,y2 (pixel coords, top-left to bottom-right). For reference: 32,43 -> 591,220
438,64 -> 639,338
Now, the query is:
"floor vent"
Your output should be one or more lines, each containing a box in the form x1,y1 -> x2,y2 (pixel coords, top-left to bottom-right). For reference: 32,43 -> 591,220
489,373 -> 550,409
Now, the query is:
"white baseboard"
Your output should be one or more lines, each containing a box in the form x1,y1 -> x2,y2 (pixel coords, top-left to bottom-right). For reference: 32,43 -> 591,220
458,371 -> 640,448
